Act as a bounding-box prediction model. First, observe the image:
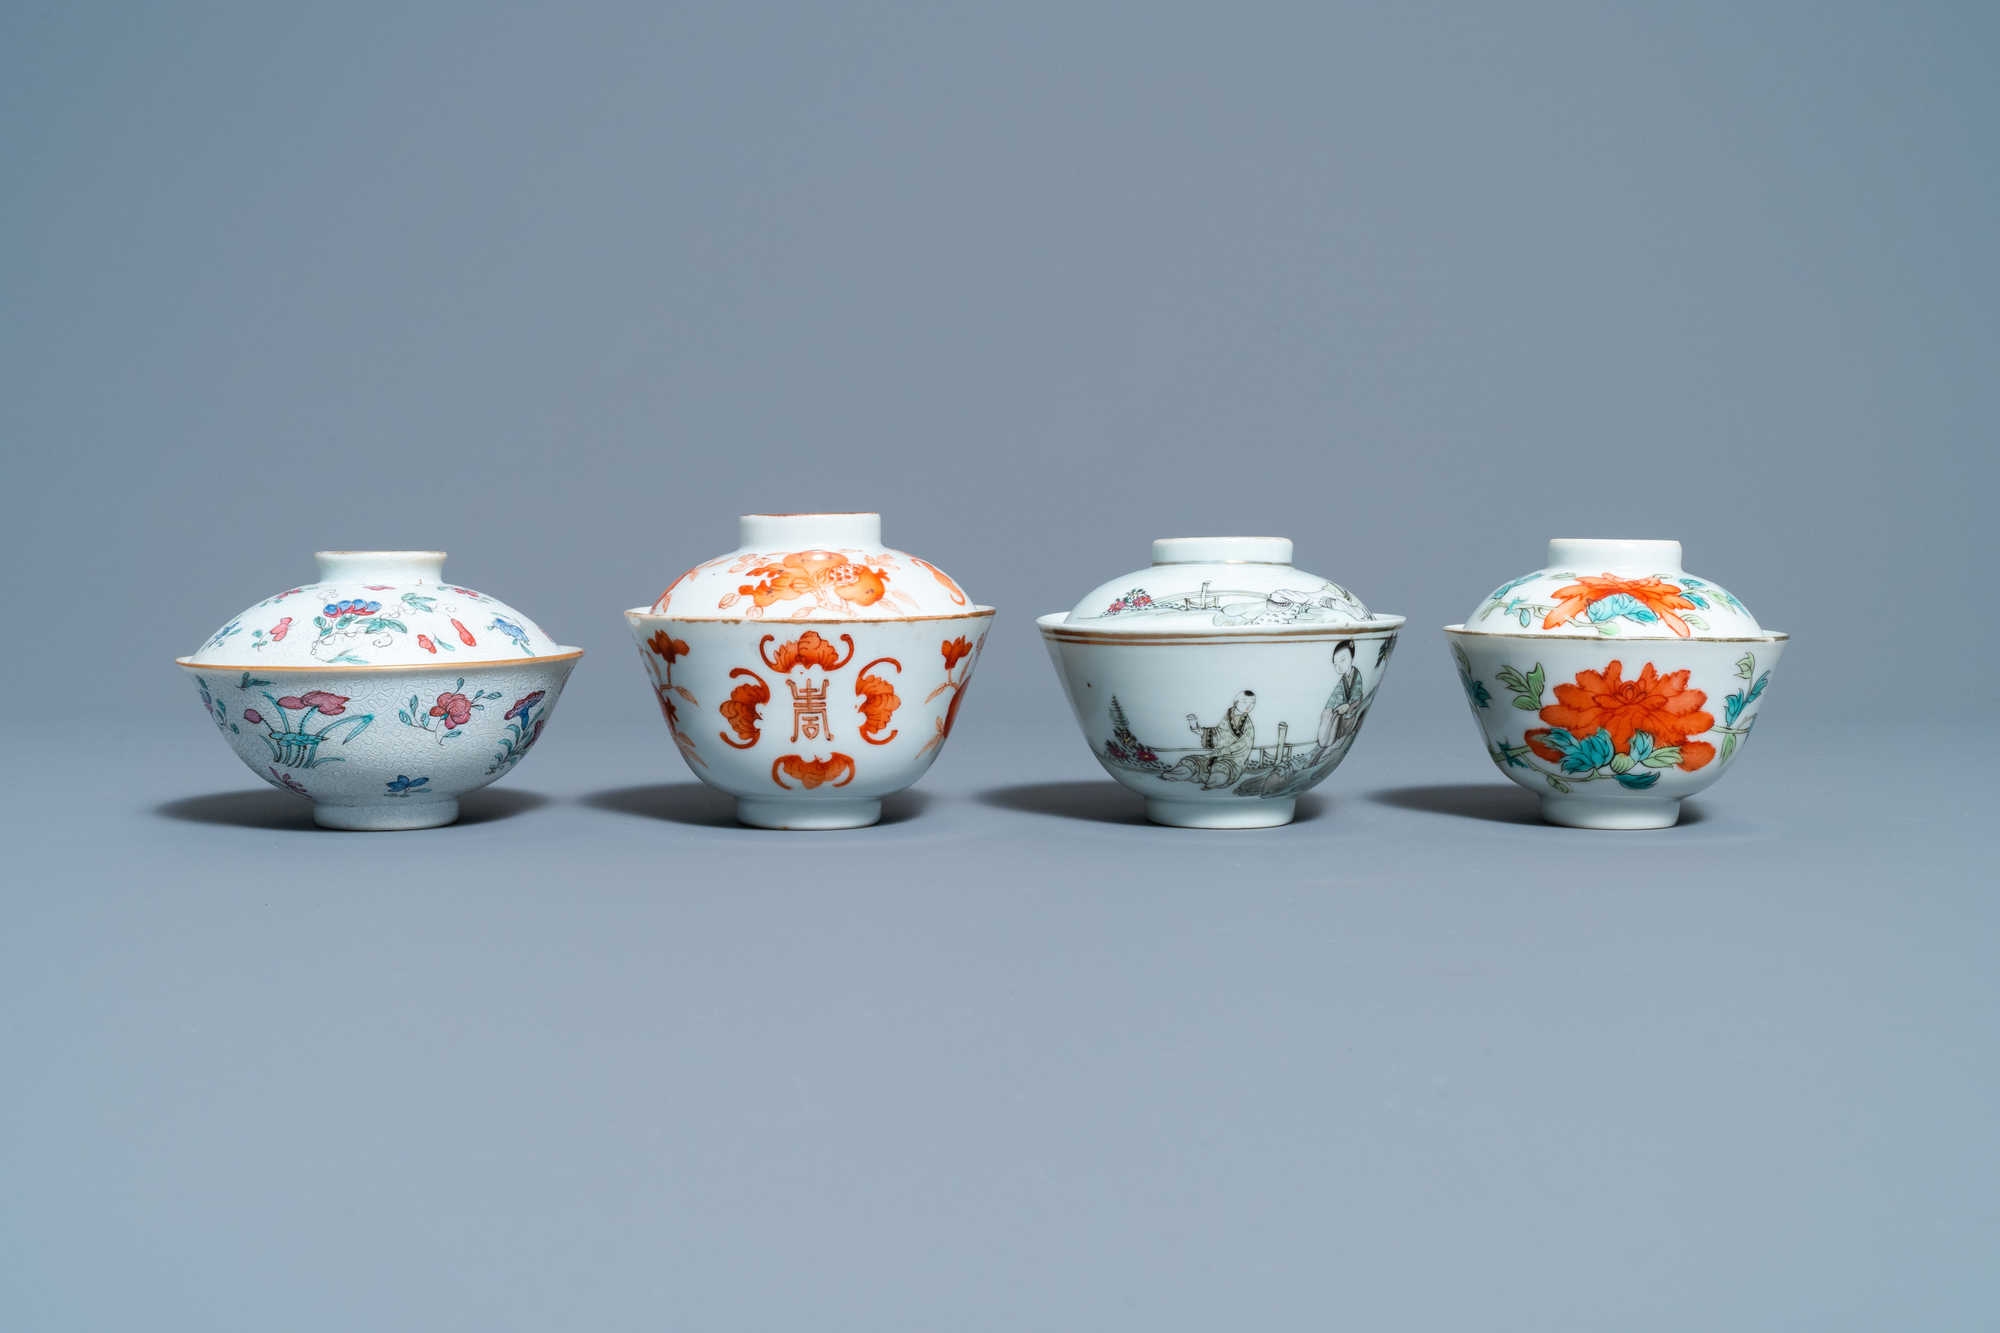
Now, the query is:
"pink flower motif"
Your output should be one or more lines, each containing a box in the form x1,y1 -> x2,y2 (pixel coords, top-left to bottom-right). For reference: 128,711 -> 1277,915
269,617 -> 292,641
417,634 -> 437,653
363,585 -> 394,590
242,708 -> 264,725
276,690 -> 349,715
506,691 -> 546,722
429,692 -> 473,729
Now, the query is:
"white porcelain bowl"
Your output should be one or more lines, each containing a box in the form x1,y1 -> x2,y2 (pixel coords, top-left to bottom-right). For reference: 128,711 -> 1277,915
1041,536 -> 1404,828
1444,538 -> 1785,829
178,552 -> 581,830
626,514 -> 994,829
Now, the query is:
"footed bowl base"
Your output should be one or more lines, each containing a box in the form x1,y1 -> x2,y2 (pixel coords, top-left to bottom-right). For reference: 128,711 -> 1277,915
314,800 -> 460,831
735,797 -> 882,830
1539,793 -> 1680,830
1146,796 -> 1296,829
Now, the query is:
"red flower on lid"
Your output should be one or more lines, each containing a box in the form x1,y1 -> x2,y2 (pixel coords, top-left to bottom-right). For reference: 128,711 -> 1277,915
417,634 -> 437,653
452,619 -> 477,646
269,617 -> 292,641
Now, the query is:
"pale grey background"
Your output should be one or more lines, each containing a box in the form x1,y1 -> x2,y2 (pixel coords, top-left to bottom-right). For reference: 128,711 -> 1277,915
2,3 -> 1996,1329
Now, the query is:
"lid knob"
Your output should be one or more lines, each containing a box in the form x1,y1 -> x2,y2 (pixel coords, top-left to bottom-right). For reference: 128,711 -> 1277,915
1151,536 -> 1293,565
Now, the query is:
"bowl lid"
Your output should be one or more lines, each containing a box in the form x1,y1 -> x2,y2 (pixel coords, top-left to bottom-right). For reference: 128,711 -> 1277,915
1457,539 -> 1764,638
1058,536 -> 1395,634
647,513 -> 982,621
186,552 -> 570,667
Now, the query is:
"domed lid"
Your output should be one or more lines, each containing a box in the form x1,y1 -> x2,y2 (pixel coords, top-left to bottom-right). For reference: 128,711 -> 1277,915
1458,538 -> 1764,638
1058,536 -> 1399,633
185,552 -> 570,667
647,513 -> 984,620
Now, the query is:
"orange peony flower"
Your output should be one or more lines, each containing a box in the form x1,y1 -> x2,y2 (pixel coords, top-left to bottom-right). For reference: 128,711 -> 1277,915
941,637 -> 973,672
647,631 -> 688,663
771,752 -> 855,789
1543,574 -> 1699,637
1524,660 -> 1715,771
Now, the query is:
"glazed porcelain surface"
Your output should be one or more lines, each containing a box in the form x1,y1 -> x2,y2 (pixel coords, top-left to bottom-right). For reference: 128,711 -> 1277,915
649,513 -> 973,620
177,552 -> 581,830
1444,539 -> 1784,829
187,550 -> 566,667
627,513 -> 994,829
1458,537 -> 1760,640
1041,537 -> 1405,828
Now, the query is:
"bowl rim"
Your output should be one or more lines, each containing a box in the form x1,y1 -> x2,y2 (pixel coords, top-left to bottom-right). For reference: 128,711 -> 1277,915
625,606 -> 996,623
1442,623 -> 1787,642
175,647 -> 585,671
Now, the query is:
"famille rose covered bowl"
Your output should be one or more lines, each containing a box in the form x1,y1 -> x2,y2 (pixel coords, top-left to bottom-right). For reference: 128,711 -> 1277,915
625,513 -> 995,829
1039,537 -> 1404,829
1444,538 -> 1785,830
178,552 -> 581,830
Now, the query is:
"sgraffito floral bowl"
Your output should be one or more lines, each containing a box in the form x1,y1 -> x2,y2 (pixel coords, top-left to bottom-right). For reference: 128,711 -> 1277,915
1445,538 -> 1785,829
625,513 -> 995,829
1040,537 -> 1404,829
178,552 -> 582,830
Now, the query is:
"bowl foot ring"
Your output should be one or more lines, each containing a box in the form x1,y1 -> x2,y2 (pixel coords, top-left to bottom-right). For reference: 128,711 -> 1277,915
1538,793 -> 1681,830
1145,796 -> 1295,829
735,796 -> 882,830
313,799 -> 460,831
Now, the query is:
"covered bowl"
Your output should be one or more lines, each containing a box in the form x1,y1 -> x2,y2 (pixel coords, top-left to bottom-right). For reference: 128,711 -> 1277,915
1040,536 -> 1404,828
1444,538 -> 1784,829
177,551 -> 581,829
625,513 -> 994,829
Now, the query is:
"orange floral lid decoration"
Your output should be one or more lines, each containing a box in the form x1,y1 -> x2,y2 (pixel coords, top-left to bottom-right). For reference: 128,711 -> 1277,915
1457,538 -> 1767,640
650,513 -> 982,622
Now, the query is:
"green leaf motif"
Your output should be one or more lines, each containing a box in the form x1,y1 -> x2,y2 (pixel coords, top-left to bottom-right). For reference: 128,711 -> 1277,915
1682,614 -> 1708,630
1610,753 -> 1635,774
1736,653 -> 1756,680
1642,746 -> 1682,768
1495,663 -> 1546,712
1721,732 -> 1739,764
1544,773 -> 1571,793
236,672 -> 273,690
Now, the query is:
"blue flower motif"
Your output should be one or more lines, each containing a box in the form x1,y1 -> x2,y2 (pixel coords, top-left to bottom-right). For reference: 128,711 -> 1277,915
1541,727 -> 1615,774
492,615 -> 526,640
1627,731 -> 1655,764
1585,593 -> 1658,625
324,599 -> 382,618
384,775 -> 430,794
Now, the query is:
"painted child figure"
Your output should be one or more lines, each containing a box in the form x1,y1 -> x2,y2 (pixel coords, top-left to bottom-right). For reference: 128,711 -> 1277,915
1162,690 -> 1258,789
